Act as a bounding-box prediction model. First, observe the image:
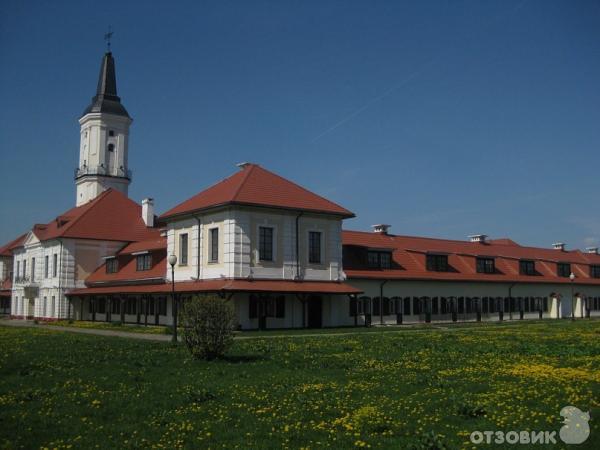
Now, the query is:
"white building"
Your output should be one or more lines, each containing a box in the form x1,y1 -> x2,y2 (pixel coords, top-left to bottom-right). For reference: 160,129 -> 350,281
2,50 -> 600,329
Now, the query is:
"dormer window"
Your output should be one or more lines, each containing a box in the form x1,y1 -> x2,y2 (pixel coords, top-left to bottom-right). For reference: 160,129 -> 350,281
519,259 -> 536,276
557,262 -> 571,278
426,254 -> 448,272
367,251 -> 392,269
106,258 -> 118,274
476,257 -> 495,274
136,254 -> 152,271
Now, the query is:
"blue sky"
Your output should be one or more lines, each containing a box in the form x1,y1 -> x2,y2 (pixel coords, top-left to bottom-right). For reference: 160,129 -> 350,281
1,0 -> 599,250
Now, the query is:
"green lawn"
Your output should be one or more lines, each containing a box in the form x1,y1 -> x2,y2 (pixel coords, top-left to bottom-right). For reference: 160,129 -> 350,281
1,321 -> 598,449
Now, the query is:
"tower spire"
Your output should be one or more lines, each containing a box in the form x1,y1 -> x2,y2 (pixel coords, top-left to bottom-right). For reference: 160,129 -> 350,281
81,51 -> 129,118
76,49 -> 133,206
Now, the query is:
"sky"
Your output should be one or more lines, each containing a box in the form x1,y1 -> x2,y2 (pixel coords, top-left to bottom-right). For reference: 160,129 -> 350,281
1,0 -> 599,250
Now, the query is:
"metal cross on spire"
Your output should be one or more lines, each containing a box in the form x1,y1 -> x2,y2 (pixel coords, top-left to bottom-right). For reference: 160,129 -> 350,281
104,27 -> 114,51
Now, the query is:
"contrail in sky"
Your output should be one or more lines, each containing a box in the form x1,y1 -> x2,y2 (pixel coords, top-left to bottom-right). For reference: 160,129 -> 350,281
310,56 -> 439,143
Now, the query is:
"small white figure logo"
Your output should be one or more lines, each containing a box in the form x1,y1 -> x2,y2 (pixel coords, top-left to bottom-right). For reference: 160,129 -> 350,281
559,406 -> 590,444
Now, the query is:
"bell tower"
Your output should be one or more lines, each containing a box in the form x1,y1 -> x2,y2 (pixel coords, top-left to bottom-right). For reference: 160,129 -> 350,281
75,51 -> 133,206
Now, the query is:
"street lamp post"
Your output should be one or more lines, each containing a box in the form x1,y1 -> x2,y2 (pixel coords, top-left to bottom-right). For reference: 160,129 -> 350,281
168,254 -> 178,343
569,272 -> 575,322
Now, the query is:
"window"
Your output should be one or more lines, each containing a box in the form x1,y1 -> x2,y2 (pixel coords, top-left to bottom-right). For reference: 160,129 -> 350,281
44,255 -> 49,278
426,254 -> 448,272
413,297 -> 421,314
107,143 -> 115,152
259,227 -> 274,261
108,130 -> 115,137
557,263 -> 571,278
403,298 -> 411,315
125,298 -> 137,315
179,233 -> 188,265
591,265 -> 600,279
23,260 -> 27,278
51,296 -> 55,316
476,257 -> 495,274
368,252 -> 379,268
96,297 -> 106,314
31,258 -> 35,282
249,295 -> 285,319
16,261 -> 20,279
209,228 -> 219,262
111,298 -> 121,314
158,297 -> 167,316
106,258 -> 118,274
275,296 -> 285,318
308,231 -> 321,264
519,259 -> 536,276
53,254 -> 58,277
43,296 -> 47,316
368,251 -> 392,269
136,254 -> 152,271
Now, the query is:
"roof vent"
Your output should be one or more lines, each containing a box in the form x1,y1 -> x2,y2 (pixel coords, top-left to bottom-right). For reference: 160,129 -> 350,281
586,247 -> 599,254
236,162 -> 252,170
468,234 -> 488,243
552,242 -> 565,251
372,224 -> 391,234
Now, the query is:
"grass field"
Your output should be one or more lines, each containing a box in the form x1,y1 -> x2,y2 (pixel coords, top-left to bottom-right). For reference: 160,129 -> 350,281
1,320 -> 598,449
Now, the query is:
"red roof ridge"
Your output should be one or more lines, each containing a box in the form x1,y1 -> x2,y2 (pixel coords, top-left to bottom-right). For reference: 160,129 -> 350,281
160,163 -> 354,219
239,164 -> 353,215
231,163 -> 256,201
57,189 -> 114,236
0,233 -> 28,256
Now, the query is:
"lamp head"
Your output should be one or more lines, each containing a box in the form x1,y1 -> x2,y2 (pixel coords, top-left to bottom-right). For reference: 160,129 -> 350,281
569,272 -> 575,281
168,254 -> 178,267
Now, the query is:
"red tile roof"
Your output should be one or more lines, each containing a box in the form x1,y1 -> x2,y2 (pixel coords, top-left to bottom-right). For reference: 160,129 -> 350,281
68,279 -> 362,296
119,236 -> 166,255
0,234 -> 27,257
26,189 -> 160,243
343,230 -> 600,286
160,163 -> 354,219
86,250 -> 167,286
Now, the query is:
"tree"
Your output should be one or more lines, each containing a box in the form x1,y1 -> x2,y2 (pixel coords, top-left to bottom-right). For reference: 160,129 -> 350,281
179,294 -> 236,360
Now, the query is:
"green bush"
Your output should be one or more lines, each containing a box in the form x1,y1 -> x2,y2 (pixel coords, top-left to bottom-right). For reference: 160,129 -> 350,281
179,295 -> 236,360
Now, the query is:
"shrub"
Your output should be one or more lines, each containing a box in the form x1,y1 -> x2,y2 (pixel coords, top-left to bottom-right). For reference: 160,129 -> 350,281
179,294 -> 236,360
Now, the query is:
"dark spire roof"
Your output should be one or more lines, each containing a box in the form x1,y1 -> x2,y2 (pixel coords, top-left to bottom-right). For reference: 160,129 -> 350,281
81,52 -> 130,118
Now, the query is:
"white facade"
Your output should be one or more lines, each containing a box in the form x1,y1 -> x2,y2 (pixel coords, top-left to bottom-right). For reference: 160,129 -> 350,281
75,112 -> 132,206
166,207 -> 344,283
11,233 -> 124,320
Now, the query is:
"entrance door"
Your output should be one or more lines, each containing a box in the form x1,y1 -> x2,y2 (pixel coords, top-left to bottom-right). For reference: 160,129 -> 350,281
307,296 -> 322,328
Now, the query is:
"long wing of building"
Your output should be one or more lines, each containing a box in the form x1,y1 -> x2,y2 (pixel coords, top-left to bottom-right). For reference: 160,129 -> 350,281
1,49 -> 599,328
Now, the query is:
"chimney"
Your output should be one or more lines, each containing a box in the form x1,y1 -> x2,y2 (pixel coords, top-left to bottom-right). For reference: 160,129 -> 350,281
468,234 -> 488,244
586,247 -> 599,254
552,242 -> 565,251
142,198 -> 154,227
372,224 -> 391,234
236,162 -> 252,170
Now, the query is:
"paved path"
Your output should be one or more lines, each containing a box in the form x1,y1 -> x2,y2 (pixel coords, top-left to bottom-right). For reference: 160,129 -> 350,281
0,319 -> 172,341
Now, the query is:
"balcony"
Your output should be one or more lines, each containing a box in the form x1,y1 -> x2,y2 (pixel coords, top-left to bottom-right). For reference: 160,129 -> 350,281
74,165 -> 132,181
